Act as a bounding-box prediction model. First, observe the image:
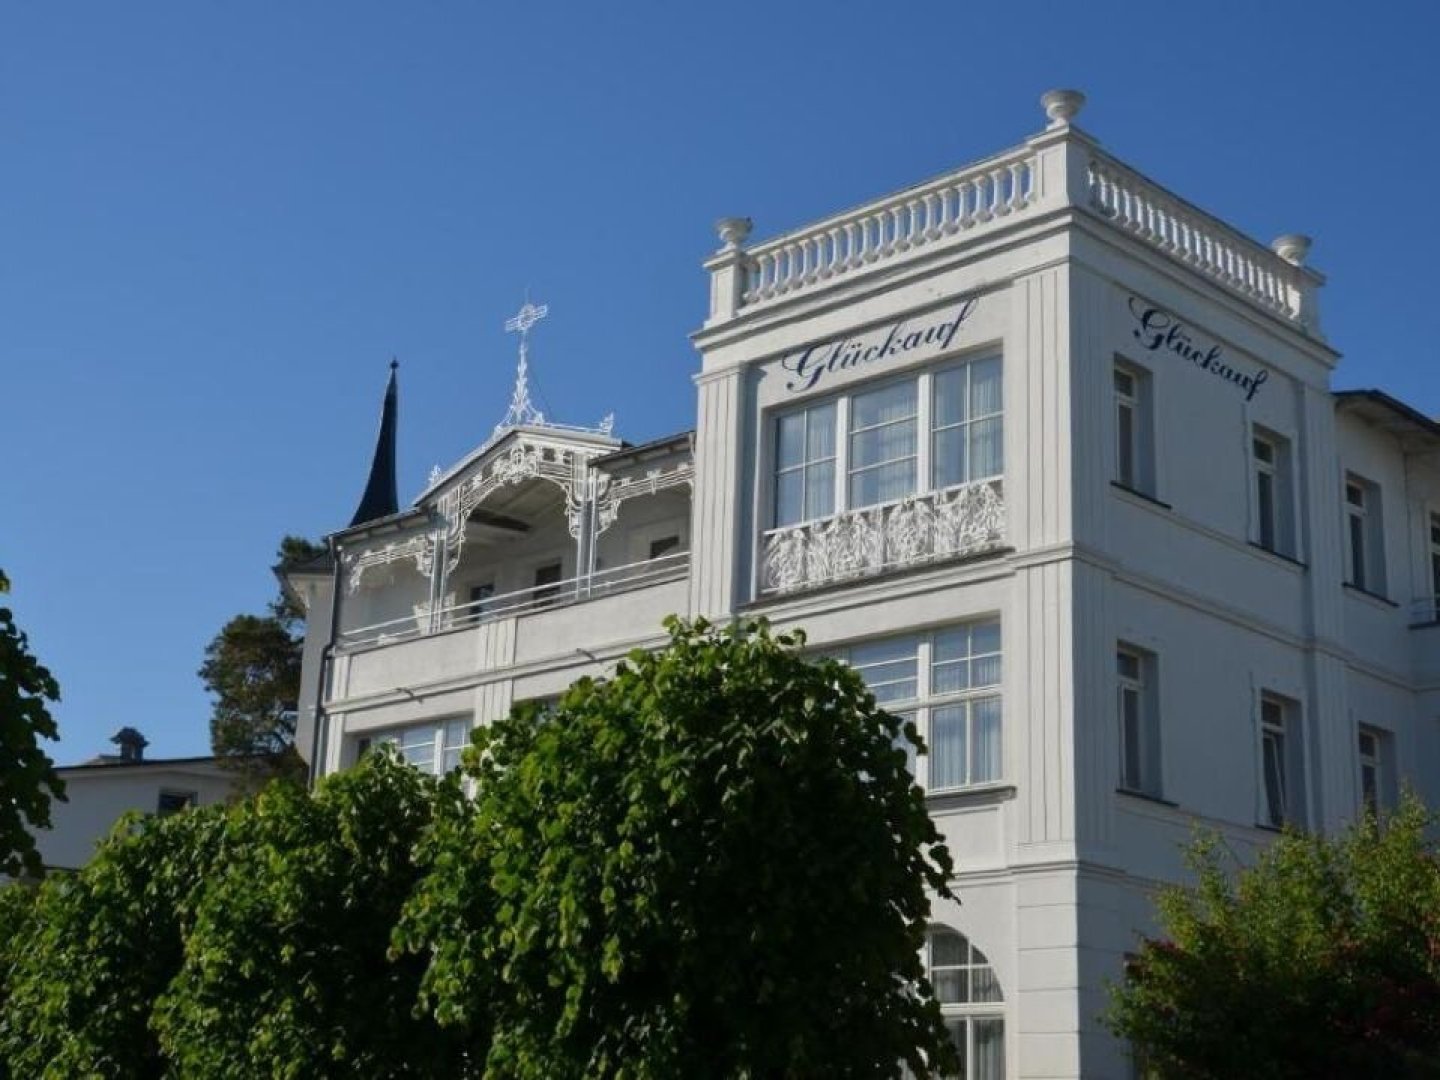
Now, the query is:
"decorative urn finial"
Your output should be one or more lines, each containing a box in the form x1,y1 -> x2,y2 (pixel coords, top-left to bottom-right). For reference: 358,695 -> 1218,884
1041,89 -> 1086,128
1271,234 -> 1312,267
716,216 -> 753,252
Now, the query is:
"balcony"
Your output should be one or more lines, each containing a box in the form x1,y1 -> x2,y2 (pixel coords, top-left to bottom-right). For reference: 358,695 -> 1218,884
337,551 -> 689,651
758,480 -> 1005,596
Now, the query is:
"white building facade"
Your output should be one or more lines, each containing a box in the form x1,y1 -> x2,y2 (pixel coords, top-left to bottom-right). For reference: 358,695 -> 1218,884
292,91 -> 1440,1078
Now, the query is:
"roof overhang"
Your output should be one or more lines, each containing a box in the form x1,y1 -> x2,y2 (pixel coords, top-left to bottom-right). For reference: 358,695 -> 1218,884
1334,389 -> 1440,454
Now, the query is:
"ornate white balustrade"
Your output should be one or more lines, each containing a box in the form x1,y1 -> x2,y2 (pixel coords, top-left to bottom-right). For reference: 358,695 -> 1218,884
1086,156 -> 1317,331
760,481 -> 1005,595
741,149 -> 1038,305
708,107 -> 1323,337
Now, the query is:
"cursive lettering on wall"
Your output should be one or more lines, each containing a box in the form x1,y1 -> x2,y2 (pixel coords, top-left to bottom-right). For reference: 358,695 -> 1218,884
780,298 -> 979,394
1127,297 -> 1268,401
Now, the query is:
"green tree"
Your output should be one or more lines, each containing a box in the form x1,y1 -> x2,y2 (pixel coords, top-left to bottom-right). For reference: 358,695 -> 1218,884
398,616 -> 959,1079
152,750 -> 475,1078
1107,796 -> 1440,1079
0,568 -> 65,879
0,804 -> 227,1078
199,536 -> 324,788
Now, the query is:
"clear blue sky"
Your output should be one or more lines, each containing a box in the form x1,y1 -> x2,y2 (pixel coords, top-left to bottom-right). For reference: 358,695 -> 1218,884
5,2 -> 1438,764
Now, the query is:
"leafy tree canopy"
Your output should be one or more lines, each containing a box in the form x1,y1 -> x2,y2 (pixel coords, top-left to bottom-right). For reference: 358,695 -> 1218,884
1107,796 -> 1440,1079
0,804 -> 227,1078
152,750 -> 474,1077
0,568 -> 65,878
199,536 -> 324,788
398,616 -> 959,1079
0,750 -> 463,1079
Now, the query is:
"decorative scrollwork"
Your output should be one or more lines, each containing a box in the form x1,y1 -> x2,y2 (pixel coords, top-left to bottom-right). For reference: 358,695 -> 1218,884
759,480 -> 1005,594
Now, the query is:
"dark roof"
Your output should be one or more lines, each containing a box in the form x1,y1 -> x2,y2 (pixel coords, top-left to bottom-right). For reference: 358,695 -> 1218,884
61,754 -> 224,773
594,430 -> 694,467
349,361 -> 401,527
1334,389 -> 1440,449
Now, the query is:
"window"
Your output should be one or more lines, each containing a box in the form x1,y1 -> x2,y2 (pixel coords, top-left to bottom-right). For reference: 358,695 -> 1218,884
1114,362 -> 1154,493
465,582 -> 495,623
1251,428 -> 1295,556
1260,694 -> 1306,828
1117,646 -> 1161,797
932,356 -> 1003,490
156,790 -> 197,816
1429,512 -> 1440,617
362,717 -> 471,776
775,401 -> 837,526
844,620 -> 1002,792
532,561 -> 563,607
1343,475 -> 1386,595
922,926 -> 1005,1080
648,534 -> 682,560
772,355 -> 1002,527
1358,726 -> 1391,817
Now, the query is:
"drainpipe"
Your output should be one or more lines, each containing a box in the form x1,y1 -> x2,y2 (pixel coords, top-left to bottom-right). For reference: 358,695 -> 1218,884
308,535 -> 344,788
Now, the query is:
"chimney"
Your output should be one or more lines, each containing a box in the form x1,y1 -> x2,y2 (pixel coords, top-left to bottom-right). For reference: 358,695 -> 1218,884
110,727 -> 148,763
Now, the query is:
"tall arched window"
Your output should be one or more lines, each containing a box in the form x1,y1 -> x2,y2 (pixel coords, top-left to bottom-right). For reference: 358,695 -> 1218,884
925,925 -> 1005,1079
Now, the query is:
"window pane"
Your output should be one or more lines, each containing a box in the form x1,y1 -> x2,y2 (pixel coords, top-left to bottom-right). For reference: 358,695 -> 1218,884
932,425 -> 967,489
970,652 -> 1001,689
777,412 -> 805,470
1263,731 -> 1286,825
1117,403 -> 1135,486
973,1017 -> 1006,1080
1121,688 -> 1142,790
970,356 -> 1003,416
803,461 -> 835,520
775,471 -> 804,527
1258,470 -> 1276,549
971,964 -> 1003,1004
932,659 -> 970,696
933,367 -> 967,427
849,459 -> 916,508
851,381 -> 916,429
971,698 -> 1002,783
969,417 -> 1003,480
930,704 -> 968,789
807,403 -> 836,459
971,620 -> 1001,657
850,417 -> 917,469
1117,651 -> 1141,681
930,929 -> 968,968
851,638 -> 919,703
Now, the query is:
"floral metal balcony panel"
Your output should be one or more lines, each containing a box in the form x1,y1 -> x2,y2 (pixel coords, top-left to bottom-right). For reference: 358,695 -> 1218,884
760,481 -> 1005,595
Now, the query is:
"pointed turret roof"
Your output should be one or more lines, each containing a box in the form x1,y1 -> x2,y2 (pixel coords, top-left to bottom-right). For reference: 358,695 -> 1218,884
349,360 -> 400,527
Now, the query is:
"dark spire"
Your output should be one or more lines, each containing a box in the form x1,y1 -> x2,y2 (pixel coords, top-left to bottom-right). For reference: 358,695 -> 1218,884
349,360 -> 400,527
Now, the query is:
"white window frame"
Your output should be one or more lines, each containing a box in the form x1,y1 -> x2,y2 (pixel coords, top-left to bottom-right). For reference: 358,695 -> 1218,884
1250,427 -> 1295,557
773,400 -> 839,527
838,620 -> 1003,794
769,354 -> 1003,531
357,716 -> 472,776
1358,725 -> 1391,818
1116,645 -> 1162,798
1113,360 -> 1154,495
1343,474 -> 1386,596
1259,694 -> 1306,829
920,925 -> 1006,1080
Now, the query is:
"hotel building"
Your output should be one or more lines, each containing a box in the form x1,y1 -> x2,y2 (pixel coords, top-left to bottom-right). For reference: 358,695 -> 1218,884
285,91 -> 1440,1078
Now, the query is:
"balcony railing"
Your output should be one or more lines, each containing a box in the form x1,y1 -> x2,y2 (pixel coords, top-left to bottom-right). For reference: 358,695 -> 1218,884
740,147 -> 1038,306
337,552 -> 689,650
759,480 -> 1005,596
